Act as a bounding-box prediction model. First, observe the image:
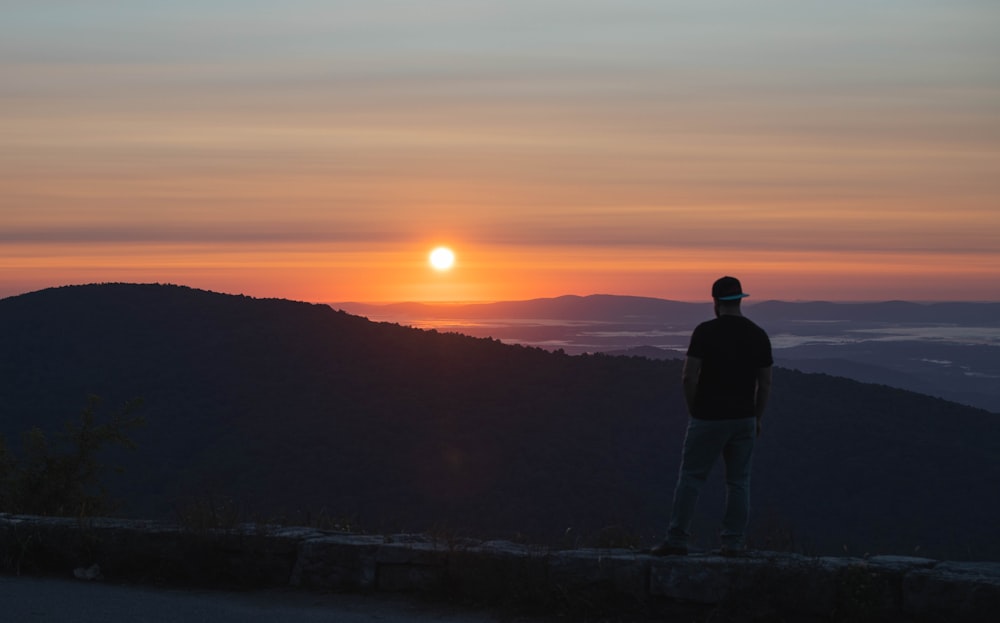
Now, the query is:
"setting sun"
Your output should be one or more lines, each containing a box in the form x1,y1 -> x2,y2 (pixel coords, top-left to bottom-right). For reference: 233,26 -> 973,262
429,247 -> 456,271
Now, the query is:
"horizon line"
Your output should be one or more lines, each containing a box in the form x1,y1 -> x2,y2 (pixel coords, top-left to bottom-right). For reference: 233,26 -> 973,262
4,282 -> 1000,307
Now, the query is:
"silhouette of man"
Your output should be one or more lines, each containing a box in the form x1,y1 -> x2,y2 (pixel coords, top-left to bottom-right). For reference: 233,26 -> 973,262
652,276 -> 773,557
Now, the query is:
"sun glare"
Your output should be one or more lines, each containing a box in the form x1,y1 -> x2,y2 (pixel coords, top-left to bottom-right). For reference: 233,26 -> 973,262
429,246 -> 455,271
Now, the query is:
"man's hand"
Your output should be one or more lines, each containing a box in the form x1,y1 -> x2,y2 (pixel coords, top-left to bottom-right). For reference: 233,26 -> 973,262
754,366 -> 772,438
682,356 -> 702,416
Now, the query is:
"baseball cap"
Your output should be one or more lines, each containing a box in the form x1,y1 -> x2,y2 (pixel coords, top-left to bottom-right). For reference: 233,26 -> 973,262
712,276 -> 750,301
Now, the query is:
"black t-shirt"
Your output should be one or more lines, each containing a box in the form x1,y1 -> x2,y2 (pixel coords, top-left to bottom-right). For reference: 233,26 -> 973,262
686,315 -> 773,420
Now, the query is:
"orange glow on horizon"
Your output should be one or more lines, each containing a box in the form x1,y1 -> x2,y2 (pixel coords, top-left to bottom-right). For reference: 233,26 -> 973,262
3,239 -> 997,304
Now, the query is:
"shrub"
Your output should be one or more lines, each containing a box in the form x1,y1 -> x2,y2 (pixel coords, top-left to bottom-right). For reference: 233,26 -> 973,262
0,395 -> 144,518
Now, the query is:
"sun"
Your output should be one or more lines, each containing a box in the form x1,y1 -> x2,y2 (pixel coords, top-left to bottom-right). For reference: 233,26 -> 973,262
429,246 -> 456,271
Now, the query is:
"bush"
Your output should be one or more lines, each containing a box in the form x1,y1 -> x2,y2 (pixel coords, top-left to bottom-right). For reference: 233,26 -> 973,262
0,395 -> 144,518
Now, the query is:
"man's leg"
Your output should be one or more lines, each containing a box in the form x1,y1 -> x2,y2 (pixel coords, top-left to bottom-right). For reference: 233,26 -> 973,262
720,418 -> 757,549
666,418 -> 727,547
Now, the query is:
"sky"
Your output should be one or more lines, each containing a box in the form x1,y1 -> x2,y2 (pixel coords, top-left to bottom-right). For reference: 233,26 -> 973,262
2,1 -> 999,303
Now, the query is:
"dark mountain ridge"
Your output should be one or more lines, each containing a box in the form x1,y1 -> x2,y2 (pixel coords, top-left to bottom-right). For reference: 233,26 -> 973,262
2,284 -> 998,560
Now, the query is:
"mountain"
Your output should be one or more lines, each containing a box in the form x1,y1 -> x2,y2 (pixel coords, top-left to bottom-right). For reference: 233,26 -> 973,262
336,295 -> 1000,326
338,295 -> 711,323
2,284 -> 998,560
336,296 -> 1000,413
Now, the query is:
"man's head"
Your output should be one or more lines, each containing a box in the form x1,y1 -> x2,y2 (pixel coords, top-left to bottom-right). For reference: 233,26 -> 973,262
712,276 -> 749,315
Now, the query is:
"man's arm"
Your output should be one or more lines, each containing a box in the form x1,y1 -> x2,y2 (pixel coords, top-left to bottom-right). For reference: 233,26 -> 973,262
754,366 -> 773,436
682,356 -> 702,417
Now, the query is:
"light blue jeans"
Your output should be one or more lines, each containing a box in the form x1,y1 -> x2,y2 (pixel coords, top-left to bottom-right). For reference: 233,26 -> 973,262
667,417 -> 756,548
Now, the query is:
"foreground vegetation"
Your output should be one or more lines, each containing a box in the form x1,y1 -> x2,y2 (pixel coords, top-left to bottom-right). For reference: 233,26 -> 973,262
0,396 -> 143,518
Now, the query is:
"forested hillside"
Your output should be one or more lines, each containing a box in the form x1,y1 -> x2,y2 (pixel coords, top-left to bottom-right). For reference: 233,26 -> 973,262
2,284 -> 998,560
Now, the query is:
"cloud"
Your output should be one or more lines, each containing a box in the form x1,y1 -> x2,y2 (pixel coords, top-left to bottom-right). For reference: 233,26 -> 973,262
0,222 -> 406,245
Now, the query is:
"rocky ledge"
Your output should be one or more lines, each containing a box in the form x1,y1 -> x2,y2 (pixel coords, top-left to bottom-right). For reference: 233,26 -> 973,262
1,514 -> 997,622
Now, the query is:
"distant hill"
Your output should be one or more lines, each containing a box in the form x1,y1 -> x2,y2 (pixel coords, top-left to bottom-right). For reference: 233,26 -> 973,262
337,295 -> 712,324
337,295 -> 1000,326
337,296 -> 1000,413
2,284 -> 998,560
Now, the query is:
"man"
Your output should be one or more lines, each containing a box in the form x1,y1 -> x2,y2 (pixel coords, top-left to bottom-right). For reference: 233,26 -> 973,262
652,276 -> 773,557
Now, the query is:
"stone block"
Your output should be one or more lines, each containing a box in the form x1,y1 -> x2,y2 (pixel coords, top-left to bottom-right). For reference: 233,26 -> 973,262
747,553 -> 841,618
374,538 -> 449,592
445,540 -> 550,608
830,559 -> 906,621
377,564 -> 448,592
649,552 -> 849,620
376,539 -> 448,566
649,555 -> 739,604
549,549 -> 648,599
290,534 -> 383,590
903,561 -> 1000,623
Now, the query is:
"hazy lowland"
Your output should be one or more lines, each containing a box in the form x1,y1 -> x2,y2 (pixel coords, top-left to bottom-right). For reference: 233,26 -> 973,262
2,284 -> 998,561
338,296 -> 1000,415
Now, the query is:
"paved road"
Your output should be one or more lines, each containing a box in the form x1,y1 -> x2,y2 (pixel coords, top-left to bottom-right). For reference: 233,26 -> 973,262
0,576 -> 534,623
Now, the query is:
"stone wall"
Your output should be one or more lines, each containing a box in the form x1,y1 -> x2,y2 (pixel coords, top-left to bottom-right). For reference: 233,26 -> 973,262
1,514 -> 997,622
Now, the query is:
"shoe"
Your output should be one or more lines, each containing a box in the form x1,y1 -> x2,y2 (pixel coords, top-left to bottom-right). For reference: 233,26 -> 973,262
719,545 -> 748,558
650,542 -> 688,556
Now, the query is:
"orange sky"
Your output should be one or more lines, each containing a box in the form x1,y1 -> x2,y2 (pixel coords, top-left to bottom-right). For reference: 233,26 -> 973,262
3,2 -> 999,303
